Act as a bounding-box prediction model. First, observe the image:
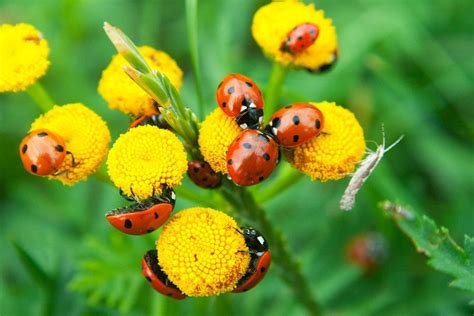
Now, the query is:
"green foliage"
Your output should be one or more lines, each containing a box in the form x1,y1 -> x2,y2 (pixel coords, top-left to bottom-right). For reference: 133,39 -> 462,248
382,201 -> 474,299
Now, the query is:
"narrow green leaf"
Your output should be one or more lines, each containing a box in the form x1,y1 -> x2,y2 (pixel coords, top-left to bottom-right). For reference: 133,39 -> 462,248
381,201 -> 474,297
11,240 -> 52,289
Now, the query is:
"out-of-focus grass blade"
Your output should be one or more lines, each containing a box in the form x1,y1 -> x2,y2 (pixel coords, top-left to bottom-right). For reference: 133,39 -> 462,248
11,240 -> 52,290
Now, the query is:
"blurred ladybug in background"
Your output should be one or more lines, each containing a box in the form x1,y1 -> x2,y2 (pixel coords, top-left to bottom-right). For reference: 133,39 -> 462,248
19,128 -> 77,176
227,129 -> 280,186
216,74 -> 264,129
345,232 -> 389,272
106,186 -> 176,235
265,102 -> 324,148
187,160 -> 222,189
142,249 -> 186,299
129,108 -> 169,129
280,22 -> 319,55
233,227 -> 271,293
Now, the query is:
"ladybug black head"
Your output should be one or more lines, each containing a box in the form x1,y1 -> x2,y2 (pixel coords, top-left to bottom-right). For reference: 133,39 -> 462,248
240,227 -> 269,253
236,104 -> 263,130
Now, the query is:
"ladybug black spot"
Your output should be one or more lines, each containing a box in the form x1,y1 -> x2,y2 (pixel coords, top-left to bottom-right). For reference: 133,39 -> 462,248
31,164 -> 38,173
260,267 -> 266,273
200,163 -> 206,168
37,132 -> 48,137
297,35 -> 303,41
193,167 -> 199,173
272,117 -> 281,128
263,153 -> 270,161
309,29 -> 315,35
292,115 -> 300,125
145,276 -> 152,282
245,81 -> 253,87
227,86 -> 235,94
243,143 -> 252,149
22,144 -> 28,154
202,177 -> 208,182
228,159 -> 233,165
154,212 -> 159,219
293,135 -> 299,142
55,144 -> 64,152
315,119 -> 321,129
124,219 -> 132,229
222,102 -> 226,108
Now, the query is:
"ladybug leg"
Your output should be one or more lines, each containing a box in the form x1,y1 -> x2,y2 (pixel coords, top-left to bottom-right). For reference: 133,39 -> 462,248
320,131 -> 330,136
119,189 -> 135,202
66,151 -> 79,168
130,185 -> 141,202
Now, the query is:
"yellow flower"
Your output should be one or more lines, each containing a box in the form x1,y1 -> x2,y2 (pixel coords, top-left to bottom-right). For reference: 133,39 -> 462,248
0,23 -> 49,92
288,101 -> 365,181
107,125 -> 187,199
198,109 -> 241,174
30,103 -> 111,185
252,1 -> 338,71
157,207 -> 250,296
98,46 -> 183,116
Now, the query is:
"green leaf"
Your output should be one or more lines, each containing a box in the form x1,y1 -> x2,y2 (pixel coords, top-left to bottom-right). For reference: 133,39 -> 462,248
11,240 -> 52,289
381,201 -> 474,298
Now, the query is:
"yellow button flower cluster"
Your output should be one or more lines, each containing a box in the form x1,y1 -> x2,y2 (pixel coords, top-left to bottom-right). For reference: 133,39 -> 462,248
30,103 -> 111,185
0,23 -> 50,92
252,0 -> 338,71
198,109 -> 241,174
98,46 -> 183,116
107,125 -> 187,199
157,207 -> 250,296
288,101 -> 365,181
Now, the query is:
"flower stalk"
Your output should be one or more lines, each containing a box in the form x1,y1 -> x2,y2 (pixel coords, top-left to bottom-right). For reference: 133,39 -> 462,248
264,62 -> 288,122
26,81 -> 55,112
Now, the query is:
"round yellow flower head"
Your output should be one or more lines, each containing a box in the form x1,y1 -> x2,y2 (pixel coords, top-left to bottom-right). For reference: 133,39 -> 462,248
252,0 -> 338,71
107,125 -> 187,199
98,46 -> 183,116
288,101 -> 365,181
157,207 -> 250,296
198,109 -> 241,174
30,103 -> 111,185
0,23 -> 50,92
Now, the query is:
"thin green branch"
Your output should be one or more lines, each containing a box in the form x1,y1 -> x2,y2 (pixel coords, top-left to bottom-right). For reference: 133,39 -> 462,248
264,62 -> 288,123
185,0 -> 205,119
255,162 -> 303,204
26,81 -> 55,112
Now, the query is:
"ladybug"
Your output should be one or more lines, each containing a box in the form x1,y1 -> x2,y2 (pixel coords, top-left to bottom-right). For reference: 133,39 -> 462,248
346,233 -> 388,272
280,23 -> 319,55
216,74 -> 264,129
19,129 -> 76,176
265,102 -> 324,148
142,249 -> 186,299
106,187 -> 176,235
233,227 -> 271,293
227,129 -> 279,186
130,109 -> 169,129
187,160 -> 222,189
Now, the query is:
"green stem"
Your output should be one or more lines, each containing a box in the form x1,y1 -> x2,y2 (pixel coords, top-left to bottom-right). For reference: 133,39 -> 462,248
255,162 -> 303,204
220,181 -> 322,316
26,81 -> 55,112
264,62 -> 288,123
185,0 -> 205,119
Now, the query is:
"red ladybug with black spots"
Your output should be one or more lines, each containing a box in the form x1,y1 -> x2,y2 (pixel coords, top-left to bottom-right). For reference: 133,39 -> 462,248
280,23 -> 319,55
187,160 -> 222,189
106,187 -> 176,235
129,109 -> 169,129
142,249 -> 186,299
216,74 -> 264,129
227,129 -> 279,186
19,129 -> 76,176
233,227 -> 271,293
266,102 -> 324,148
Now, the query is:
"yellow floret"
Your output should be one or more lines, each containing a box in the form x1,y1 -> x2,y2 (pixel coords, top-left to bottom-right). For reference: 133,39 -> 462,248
107,125 -> 187,199
157,208 -> 250,296
30,103 -> 111,185
98,46 -> 183,116
288,102 -> 365,181
252,0 -> 338,71
0,23 -> 50,92
198,109 -> 241,174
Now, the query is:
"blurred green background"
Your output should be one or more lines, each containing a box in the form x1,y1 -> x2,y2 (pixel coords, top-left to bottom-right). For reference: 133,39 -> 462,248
1,0 -> 473,315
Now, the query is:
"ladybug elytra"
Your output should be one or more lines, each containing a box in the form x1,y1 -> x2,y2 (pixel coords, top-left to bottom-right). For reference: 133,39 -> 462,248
227,129 -> 279,186
187,160 -> 222,189
280,23 -> 319,55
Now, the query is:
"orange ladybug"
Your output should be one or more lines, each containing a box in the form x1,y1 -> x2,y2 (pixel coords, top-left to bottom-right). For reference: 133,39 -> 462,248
19,129 -> 71,176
